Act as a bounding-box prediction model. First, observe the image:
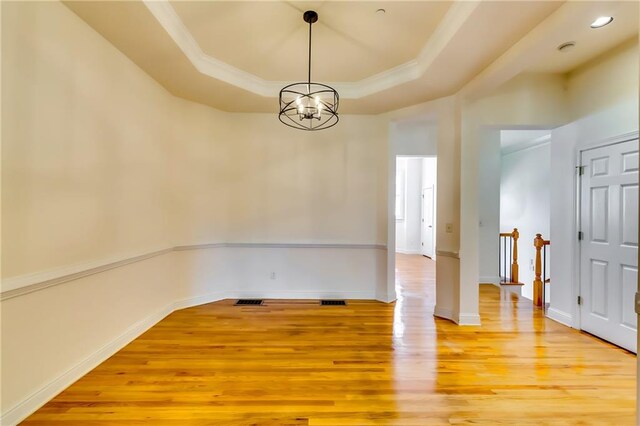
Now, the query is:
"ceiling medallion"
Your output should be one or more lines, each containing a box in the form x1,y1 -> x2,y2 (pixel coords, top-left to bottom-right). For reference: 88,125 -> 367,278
278,10 -> 339,131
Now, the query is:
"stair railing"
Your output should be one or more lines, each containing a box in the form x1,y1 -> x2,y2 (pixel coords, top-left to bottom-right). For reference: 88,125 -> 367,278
498,228 -> 519,284
533,234 -> 551,308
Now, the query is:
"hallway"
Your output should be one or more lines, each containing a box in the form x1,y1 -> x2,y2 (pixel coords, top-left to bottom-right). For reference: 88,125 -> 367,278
24,255 -> 635,425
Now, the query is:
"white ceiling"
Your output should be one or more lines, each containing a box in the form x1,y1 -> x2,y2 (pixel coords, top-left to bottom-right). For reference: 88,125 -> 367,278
63,1 -> 638,114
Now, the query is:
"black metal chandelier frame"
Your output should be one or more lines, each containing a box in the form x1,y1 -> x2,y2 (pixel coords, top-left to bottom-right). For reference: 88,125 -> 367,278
278,10 -> 339,131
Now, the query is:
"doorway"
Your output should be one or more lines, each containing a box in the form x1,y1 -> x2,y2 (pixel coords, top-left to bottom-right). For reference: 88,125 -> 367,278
578,136 -> 639,353
394,156 -> 437,304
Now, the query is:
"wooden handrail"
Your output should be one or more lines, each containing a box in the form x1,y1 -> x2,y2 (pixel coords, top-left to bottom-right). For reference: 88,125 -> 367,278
533,234 -> 551,307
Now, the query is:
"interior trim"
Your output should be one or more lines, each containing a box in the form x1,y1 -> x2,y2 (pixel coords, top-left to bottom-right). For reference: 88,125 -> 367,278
546,307 -> 573,328
1,247 -> 173,300
456,313 -> 482,326
174,243 -> 387,251
1,243 -> 388,301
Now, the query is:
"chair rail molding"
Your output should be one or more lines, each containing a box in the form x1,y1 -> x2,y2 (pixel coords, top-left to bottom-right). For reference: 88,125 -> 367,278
2,243 -> 388,300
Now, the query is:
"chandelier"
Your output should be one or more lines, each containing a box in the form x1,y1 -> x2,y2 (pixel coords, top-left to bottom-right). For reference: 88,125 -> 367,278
278,11 -> 339,131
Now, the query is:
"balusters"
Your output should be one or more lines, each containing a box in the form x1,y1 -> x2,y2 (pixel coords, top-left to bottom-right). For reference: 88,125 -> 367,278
499,228 -> 519,284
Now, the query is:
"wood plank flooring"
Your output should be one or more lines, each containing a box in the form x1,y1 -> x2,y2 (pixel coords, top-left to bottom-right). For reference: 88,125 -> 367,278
23,254 -> 636,425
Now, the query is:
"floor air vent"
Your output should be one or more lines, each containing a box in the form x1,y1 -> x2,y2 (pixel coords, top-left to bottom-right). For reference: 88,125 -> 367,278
320,300 -> 347,306
235,299 -> 263,306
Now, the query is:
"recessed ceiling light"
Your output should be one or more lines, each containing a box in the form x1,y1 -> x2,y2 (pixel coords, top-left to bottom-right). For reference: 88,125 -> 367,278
557,41 -> 576,52
376,8 -> 386,14
591,16 -> 613,28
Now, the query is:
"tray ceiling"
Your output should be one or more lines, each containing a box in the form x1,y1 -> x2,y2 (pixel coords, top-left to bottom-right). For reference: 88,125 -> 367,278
63,1 -> 636,114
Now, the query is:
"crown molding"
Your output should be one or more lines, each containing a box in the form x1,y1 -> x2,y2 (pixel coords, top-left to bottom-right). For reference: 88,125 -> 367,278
142,0 -> 480,100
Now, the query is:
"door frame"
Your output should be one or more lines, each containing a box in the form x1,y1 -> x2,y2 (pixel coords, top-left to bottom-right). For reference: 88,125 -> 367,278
421,185 -> 435,258
574,131 -> 639,332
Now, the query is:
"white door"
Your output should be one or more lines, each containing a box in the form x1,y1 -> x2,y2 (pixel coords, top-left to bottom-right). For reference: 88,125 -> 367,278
580,139 -> 638,352
421,186 -> 435,258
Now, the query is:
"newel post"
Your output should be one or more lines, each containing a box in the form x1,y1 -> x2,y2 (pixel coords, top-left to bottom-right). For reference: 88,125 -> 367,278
533,234 -> 544,307
511,228 -> 519,284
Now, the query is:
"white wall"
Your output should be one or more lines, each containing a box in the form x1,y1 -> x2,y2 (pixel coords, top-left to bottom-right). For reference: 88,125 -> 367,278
549,39 -> 639,327
478,130 -> 501,284
500,140 -> 551,300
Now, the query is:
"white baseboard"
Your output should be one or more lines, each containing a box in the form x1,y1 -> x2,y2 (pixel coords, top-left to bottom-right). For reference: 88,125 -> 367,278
479,276 -> 501,286
456,313 -> 481,326
395,249 -> 422,255
501,284 -> 522,297
173,291 -> 227,310
0,302 -> 175,426
225,290 -> 376,300
433,305 -> 454,321
546,307 -> 573,328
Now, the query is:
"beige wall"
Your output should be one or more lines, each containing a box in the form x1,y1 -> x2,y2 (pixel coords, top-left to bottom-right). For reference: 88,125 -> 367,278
2,0 -> 388,280
171,107 -> 387,246
1,1 -> 388,421
568,37 -> 639,123
2,1 -> 175,278
1,1 -> 179,417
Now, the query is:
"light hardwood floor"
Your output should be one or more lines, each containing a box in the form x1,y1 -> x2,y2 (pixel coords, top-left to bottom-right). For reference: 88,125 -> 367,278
24,254 -> 636,425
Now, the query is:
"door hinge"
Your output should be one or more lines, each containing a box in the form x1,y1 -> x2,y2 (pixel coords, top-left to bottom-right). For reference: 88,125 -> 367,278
577,165 -> 585,176
578,231 -> 584,241
577,296 -> 583,305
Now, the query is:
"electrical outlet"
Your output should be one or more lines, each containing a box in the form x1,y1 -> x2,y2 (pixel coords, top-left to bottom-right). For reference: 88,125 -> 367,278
270,272 -> 276,280
445,223 -> 453,233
